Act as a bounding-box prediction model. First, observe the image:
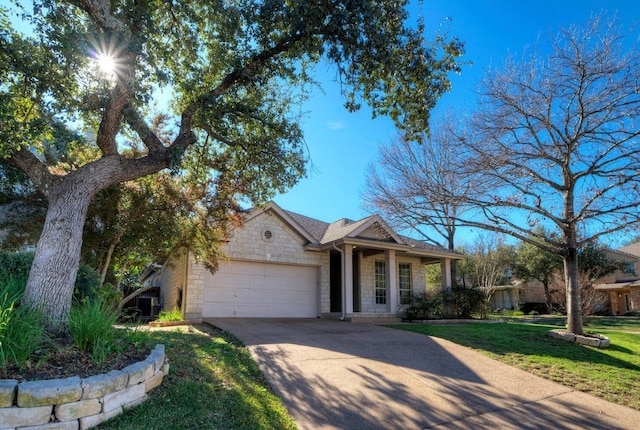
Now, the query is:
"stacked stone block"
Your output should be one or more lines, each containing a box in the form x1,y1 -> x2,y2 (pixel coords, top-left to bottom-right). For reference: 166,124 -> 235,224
0,345 -> 168,429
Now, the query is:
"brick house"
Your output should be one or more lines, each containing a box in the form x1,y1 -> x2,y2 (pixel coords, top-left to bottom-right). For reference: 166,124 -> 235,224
594,244 -> 640,315
156,201 -> 462,321
514,244 -> 640,315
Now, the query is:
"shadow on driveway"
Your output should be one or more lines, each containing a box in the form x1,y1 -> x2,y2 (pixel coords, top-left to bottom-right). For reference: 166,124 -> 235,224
206,318 -> 640,429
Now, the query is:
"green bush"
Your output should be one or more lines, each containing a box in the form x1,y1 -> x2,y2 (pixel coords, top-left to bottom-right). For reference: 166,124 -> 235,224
403,291 -> 442,321
95,283 -> 124,310
403,286 -> 486,320
73,265 -> 101,303
442,286 -> 486,319
0,251 -> 34,282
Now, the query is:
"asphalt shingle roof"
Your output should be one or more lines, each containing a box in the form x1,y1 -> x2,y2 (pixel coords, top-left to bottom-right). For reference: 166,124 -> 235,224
284,208 -> 458,256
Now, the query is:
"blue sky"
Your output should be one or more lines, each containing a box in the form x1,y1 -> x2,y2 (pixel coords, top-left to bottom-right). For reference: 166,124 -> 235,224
273,0 -> 640,245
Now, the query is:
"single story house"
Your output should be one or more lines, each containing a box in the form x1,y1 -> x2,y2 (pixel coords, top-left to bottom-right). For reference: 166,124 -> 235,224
594,243 -> 640,315
156,201 -> 462,321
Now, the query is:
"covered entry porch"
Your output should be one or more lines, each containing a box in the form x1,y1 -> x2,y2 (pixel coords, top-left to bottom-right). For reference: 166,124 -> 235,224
323,238 -> 458,320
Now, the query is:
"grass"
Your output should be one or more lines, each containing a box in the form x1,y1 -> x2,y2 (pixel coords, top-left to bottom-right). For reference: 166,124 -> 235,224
98,324 -> 297,430
156,307 -> 183,322
391,319 -> 640,411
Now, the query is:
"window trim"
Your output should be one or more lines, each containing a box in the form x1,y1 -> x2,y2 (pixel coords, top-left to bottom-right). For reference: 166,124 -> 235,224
398,263 -> 412,305
375,260 -> 386,305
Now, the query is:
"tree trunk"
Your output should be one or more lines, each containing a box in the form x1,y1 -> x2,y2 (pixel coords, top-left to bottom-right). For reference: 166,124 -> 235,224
99,226 -> 126,287
448,235 -> 458,288
21,185 -> 92,334
564,246 -> 583,335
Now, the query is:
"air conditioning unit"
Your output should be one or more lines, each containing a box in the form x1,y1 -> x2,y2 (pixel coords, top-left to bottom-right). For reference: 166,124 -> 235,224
137,296 -> 158,317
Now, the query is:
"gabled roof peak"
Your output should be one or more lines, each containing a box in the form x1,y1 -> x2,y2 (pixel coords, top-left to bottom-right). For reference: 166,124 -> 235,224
249,201 -> 462,258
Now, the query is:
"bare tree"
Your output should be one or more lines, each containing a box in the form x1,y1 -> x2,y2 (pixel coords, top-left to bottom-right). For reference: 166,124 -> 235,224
453,15 -> 640,334
363,117 -> 474,285
457,234 -> 516,317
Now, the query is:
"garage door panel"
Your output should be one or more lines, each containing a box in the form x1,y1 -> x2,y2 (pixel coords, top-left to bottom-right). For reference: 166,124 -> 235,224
203,261 -> 318,318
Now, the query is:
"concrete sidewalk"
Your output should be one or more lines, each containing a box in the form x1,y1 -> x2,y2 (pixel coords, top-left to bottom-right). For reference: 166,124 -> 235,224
205,318 -> 640,430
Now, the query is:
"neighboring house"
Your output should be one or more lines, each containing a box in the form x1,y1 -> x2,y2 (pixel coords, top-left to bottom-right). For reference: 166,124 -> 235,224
515,244 -> 640,315
594,244 -> 640,315
157,201 -> 462,321
488,283 -> 523,311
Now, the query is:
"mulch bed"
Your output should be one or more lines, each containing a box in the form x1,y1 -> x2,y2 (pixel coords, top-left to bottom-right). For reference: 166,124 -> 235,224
3,334 -> 151,382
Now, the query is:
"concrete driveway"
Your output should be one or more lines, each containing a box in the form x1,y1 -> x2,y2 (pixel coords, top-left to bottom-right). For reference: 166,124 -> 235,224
205,318 -> 640,430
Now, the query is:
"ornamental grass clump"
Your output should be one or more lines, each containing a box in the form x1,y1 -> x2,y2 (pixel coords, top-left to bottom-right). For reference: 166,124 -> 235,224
69,300 -> 120,365
0,276 -> 50,377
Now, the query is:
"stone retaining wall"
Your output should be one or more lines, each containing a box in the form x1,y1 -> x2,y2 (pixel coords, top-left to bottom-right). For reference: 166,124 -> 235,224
548,329 -> 610,348
0,344 -> 168,429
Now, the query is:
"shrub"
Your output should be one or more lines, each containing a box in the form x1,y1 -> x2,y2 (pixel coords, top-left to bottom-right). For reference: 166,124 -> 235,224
73,265 -> 102,303
157,307 -> 183,322
95,283 -> 124,311
442,286 -> 486,319
403,291 -> 442,321
0,251 -> 34,282
403,286 -> 486,320
520,302 -> 549,315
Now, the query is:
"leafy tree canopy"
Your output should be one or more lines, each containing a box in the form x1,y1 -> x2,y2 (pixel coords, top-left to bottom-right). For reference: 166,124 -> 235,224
0,0 -> 464,331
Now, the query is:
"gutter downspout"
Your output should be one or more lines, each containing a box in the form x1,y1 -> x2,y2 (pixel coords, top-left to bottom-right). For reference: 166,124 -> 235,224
332,243 -> 346,321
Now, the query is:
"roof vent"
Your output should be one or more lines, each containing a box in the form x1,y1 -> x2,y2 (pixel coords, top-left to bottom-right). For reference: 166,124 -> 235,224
262,228 -> 273,242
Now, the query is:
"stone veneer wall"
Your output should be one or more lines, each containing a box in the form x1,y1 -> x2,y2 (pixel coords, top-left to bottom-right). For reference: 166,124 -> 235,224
0,345 -> 168,430
185,209 -> 328,318
630,287 -> 640,312
359,255 -> 425,314
158,250 -> 187,314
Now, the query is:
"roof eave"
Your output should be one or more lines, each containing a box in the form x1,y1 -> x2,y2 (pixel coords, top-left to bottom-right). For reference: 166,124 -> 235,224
305,237 -> 463,260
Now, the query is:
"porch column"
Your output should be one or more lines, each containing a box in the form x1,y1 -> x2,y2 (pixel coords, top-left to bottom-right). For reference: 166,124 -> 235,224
386,249 -> 397,313
344,244 -> 354,315
441,258 -> 452,290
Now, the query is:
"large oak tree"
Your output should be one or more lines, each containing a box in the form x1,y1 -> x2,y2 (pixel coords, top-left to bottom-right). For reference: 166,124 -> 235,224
0,1 -> 463,331
453,15 -> 640,334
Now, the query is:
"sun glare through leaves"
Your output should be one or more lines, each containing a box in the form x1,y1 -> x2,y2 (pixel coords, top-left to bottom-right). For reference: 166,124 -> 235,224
89,33 -> 125,82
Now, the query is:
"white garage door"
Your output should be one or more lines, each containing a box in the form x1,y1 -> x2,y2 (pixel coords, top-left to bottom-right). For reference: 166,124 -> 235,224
203,261 -> 319,318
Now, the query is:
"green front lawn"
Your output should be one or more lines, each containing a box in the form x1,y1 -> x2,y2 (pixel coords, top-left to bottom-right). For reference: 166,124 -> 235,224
391,320 -> 640,411
98,325 -> 297,430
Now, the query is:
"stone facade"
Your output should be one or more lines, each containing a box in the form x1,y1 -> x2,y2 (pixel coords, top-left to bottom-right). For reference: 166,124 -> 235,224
158,202 -> 460,320
158,250 -> 186,314
0,345 -> 168,429
358,254 -> 426,314
168,209 -> 327,318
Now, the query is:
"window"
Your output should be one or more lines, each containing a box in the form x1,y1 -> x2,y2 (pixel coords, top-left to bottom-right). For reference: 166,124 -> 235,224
399,263 -> 411,305
375,261 -> 386,304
